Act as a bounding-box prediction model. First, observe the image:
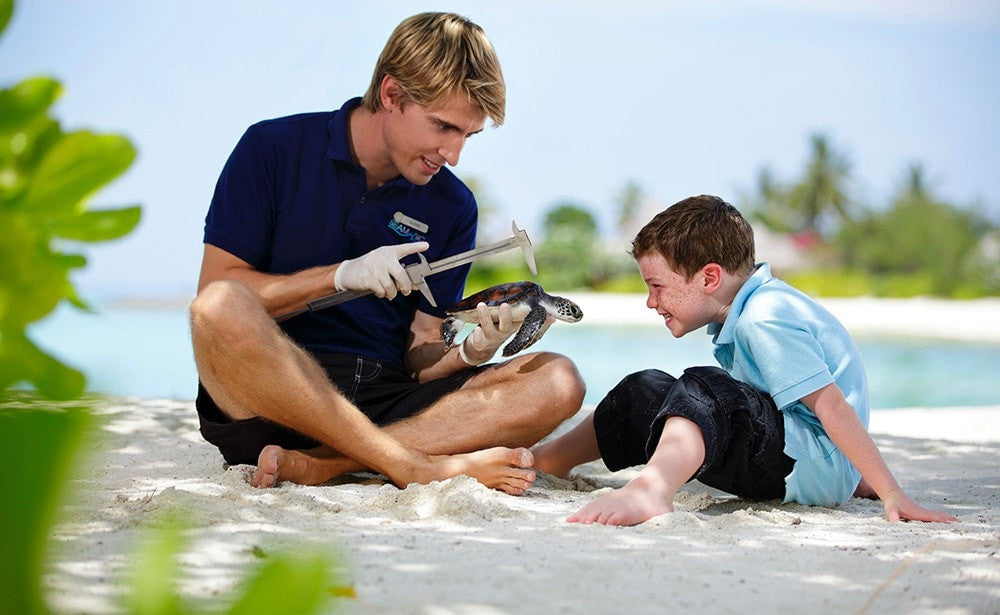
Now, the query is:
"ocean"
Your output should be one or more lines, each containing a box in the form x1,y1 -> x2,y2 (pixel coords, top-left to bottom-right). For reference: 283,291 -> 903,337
29,303 -> 1000,409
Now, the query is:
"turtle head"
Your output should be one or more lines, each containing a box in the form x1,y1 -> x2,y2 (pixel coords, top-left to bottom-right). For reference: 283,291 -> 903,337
555,299 -> 584,322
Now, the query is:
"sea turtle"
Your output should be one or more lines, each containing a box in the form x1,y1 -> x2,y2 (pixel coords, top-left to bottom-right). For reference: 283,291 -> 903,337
440,281 -> 584,357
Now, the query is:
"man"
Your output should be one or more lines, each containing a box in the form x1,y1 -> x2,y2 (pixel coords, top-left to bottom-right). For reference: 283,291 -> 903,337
190,12 -> 584,495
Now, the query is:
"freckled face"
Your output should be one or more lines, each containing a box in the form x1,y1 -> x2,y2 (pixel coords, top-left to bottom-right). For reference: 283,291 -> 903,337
382,92 -> 486,186
638,253 -> 718,338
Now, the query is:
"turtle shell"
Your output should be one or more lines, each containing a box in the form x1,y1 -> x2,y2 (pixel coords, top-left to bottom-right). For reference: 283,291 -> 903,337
448,281 -> 542,312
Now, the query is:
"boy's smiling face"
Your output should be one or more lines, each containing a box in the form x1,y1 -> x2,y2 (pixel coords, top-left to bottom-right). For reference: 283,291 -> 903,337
638,252 -> 726,338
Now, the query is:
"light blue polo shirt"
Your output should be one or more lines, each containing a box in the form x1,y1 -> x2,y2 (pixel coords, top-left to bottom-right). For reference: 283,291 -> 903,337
708,263 -> 869,506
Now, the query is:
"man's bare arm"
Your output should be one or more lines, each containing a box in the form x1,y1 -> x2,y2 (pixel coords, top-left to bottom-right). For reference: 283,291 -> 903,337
404,303 -> 523,382
197,244 -> 338,318
405,310 -> 469,382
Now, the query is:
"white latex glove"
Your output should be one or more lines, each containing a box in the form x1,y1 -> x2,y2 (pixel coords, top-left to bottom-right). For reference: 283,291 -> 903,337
334,242 -> 429,300
460,302 -> 521,365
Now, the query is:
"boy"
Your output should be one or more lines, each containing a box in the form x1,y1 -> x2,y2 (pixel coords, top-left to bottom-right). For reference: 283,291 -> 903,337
532,195 -> 957,525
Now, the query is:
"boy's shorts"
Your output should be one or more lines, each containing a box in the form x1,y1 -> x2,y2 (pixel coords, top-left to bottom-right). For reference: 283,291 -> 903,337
196,352 -> 484,466
593,367 -> 794,500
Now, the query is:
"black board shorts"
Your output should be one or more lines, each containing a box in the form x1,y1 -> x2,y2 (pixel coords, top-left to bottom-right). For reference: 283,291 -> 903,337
592,367 -> 794,500
196,352 -> 483,465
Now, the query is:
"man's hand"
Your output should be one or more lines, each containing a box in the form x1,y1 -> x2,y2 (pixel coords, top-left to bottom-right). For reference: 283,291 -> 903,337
460,302 -> 521,365
334,242 -> 429,300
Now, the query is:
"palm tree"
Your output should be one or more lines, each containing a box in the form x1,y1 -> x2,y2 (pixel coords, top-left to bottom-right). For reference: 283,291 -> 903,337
744,166 -> 795,233
615,179 -> 643,238
790,133 -> 852,235
742,134 -> 852,238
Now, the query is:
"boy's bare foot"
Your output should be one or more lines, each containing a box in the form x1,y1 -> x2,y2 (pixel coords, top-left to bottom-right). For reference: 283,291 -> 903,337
252,444 -> 536,495
567,473 -> 674,526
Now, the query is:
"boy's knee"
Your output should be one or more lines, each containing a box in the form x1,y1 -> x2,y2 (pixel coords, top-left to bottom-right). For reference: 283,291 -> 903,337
608,369 -> 675,407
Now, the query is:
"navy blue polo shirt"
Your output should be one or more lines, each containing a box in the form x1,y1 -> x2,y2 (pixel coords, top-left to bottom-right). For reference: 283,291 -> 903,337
204,97 -> 478,366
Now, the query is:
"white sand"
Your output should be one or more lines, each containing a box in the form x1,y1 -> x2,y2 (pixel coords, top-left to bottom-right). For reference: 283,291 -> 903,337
46,399 -> 999,614
44,296 -> 1000,613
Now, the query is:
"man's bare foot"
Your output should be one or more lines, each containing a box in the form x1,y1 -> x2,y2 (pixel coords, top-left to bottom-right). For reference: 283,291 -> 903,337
251,445 -> 353,488
567,473 -> 675,526
428,447 -> 537,495
252,445 -> 536,495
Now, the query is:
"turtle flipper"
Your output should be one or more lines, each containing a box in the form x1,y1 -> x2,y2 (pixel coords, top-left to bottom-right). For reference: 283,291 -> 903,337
441,317 -> 464,348
502,304 -> 550,356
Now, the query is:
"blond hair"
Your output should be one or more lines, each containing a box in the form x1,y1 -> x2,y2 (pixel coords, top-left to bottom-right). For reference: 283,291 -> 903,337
362,12 -> 506,126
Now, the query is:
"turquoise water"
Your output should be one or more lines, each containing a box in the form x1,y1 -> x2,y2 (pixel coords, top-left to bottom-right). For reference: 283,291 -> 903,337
29,304 -> 1000,409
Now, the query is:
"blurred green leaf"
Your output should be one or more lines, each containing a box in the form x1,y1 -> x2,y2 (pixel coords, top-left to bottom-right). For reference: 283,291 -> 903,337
226,552 -> 341,615
0,213 -> 79,327
0,76 -> 62,135
1,117 -> 62,207
0,10 -> 347,613
0,329 -> 86,399
20,130 -> 136,214
122,518 -> 343,615
0,404 -> 92,615
64,282 -> 92,311
0,0 -> 142,410
124,518 -> 188,615
0,0 -> 12,42
52,203 -> 141,241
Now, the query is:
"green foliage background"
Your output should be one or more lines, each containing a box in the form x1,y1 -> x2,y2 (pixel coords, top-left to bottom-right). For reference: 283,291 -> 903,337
1,0 -> 142,605
0,0 -> 140,399
467,133 -> 998,298
0,2 -> 345,612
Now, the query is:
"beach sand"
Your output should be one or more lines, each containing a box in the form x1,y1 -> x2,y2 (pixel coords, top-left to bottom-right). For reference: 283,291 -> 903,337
46,398 -> 999,614
44,296 -> 1000,613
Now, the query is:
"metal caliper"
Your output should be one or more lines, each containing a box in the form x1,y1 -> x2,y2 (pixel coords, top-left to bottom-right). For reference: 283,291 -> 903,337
276,221 -> 536,321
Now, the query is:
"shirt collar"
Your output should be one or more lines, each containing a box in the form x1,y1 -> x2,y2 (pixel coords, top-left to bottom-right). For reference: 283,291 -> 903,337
325,97 -> 415,189
708,262 -> 773,345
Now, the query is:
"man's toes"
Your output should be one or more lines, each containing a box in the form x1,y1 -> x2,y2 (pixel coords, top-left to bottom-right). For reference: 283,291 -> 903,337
514,468 -> 536,484
512,447 -> 534,467
251,469 -> 277,488
497,480 -> 529,496
252,445 -> 285,488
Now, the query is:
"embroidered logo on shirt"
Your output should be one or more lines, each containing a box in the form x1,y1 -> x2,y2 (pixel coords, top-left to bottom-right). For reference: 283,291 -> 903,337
388,212 -> 429,242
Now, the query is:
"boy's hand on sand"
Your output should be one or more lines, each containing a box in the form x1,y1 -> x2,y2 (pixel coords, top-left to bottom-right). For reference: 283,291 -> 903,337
882,489 -> 958,523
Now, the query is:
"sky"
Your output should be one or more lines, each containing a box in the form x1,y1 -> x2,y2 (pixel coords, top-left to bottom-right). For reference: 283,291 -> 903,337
3,0 -> 999,298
